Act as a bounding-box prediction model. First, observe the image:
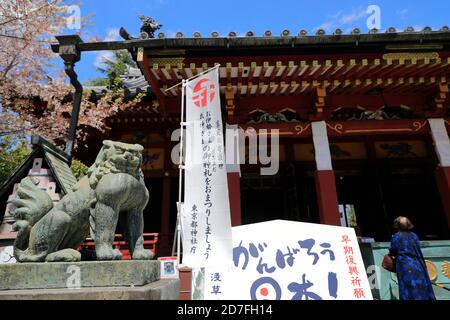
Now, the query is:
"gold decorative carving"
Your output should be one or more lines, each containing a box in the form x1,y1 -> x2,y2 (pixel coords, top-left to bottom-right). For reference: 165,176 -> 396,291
137,47 -> 145,62
148,57 -> 185,67
383,52 -> 440,61
295,124 -> 311,135
385,44 -> 443,51
425,260 -> 438,282
413,121 -> 428,131
443,261 -> 450,279
248,108 -> 266,115
326,123 -> 344,134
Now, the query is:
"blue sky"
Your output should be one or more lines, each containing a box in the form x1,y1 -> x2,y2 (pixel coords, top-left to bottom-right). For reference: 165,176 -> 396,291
60,0 -> 450,82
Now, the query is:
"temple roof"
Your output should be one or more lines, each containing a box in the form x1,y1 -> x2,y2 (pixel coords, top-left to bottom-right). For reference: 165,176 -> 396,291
131,29 -> 450,112
52,27 -> 450,53
0,136 -> 76,223
52,28 -> 450,122
85,67 -> 150,95
120,67 -> 150,93
154,26 -> 450,43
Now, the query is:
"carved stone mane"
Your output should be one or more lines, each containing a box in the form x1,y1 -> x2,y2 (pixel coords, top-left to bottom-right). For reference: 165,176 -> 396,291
87,140 -> 144,189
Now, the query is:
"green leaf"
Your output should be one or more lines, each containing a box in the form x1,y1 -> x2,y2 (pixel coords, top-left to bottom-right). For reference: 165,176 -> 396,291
0,138 -> 31,186
70,159 -> 89,181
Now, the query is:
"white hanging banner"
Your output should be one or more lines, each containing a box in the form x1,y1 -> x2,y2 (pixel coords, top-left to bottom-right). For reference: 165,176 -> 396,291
181,67 -> 233,268
428,118 -> 450,167
312,121 -> 333,171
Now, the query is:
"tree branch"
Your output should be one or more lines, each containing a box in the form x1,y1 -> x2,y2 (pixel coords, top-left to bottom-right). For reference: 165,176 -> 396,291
0,2 -> 54,27
0,128 -> 28,136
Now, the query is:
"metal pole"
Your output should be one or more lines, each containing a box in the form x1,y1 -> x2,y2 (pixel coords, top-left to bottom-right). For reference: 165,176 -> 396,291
174,79 -> 187,266
64,61 -> 83,159
54,35 -> 83,160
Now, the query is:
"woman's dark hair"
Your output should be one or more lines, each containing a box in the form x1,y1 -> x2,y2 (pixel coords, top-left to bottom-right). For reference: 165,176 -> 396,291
393,216 -> 414,231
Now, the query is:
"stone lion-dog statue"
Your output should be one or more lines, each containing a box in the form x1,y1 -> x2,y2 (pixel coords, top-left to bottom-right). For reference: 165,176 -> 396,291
10,140 -> 153,263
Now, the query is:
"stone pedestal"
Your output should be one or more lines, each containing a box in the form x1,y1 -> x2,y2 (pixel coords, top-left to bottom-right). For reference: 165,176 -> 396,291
0,280 -> 180,300
0,260 -> 179,300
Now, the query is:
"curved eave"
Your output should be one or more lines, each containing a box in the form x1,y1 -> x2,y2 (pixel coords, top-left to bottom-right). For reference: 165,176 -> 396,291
51,31 -> 450,55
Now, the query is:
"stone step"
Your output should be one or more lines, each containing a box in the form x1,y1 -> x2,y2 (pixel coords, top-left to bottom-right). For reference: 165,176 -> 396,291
0,279 -> 179,300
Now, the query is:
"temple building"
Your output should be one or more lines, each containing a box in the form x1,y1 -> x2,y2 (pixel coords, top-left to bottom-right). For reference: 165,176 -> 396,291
77,26 -> 450,256
2,26 -> 450,263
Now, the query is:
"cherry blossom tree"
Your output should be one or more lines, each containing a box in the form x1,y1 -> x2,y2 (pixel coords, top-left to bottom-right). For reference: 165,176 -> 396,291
1,0 -> 71,136
0,0 -> 139,150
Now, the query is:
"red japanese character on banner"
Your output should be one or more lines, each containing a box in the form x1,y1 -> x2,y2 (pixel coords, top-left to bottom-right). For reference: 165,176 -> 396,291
344,246 -> 354,255
341,235 -> 350,244
354,288 -> 366,299
192,78 -> 216,107
348,265 -> 359,276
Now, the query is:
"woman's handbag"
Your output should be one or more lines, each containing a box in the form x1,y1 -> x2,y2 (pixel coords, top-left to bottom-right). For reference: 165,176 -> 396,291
382,254 -> 396,272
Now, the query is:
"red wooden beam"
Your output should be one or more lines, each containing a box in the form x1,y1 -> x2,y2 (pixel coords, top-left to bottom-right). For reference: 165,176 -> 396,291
137,48 -> 167,117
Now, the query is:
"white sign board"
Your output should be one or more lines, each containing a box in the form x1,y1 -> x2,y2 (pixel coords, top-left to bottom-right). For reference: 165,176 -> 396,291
181,68 -> 233,268
0,246 -> 16,264
203,220 -> 372,300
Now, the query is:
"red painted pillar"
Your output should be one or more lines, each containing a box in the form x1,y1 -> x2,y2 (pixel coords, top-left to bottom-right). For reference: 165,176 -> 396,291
227,172 -> 242,227
315,170 -> 341,226
311,121 -> 341,226
435,166 -> 450,230
179,267 -> 192,300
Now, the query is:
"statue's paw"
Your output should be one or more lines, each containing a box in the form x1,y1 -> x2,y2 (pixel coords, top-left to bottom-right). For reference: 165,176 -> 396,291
96,247 -> 122,261
46,249 -> 81,262
12,220 -> 29,232
18,252 -> 47,263
12,222 -> 20,232
132,249 -> 154,260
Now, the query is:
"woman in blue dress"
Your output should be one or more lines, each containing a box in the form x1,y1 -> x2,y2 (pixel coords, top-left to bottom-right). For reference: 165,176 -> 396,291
389,216 -> 436,300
